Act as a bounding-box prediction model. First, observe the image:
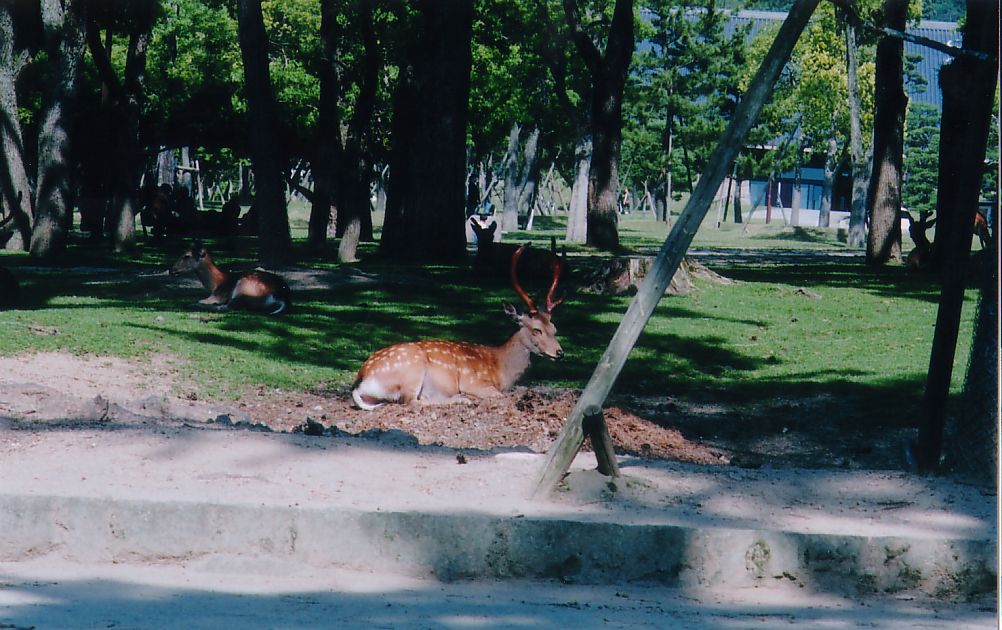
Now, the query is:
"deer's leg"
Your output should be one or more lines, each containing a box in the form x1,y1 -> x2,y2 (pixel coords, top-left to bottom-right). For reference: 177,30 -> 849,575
457,382 -> 504,400
195,296 -> 229,311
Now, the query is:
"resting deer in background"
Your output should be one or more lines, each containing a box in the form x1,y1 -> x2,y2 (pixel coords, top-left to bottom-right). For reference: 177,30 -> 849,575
904,210 -> 993,271
169,242 -> 291,315
469,217 -> 571,284
903,211 -> 936,271
351,246 -> 566,410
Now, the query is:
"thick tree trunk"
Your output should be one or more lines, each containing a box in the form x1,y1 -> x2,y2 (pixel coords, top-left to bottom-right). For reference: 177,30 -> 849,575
237,0 -> 292,267
310,0 -> 343,249
565,135 -> 590,243
88,22 -> 151,254
864,0 -> 907,265
336,0 -> 378,256
380,63 -> 416,256
953,208 -> 997,483
845,19 -> 868,248
916,1 -> 998,472
563,0 -> 633,251
30,0 -> 86,259
0,3 -> 33,251
384,0 -> 472,262
587,75 -> 623,249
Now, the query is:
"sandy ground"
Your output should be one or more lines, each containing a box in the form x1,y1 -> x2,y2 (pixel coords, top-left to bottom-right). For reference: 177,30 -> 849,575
0,351 -> 997,628
1,556 -> 996,630
0,351 -> 995,538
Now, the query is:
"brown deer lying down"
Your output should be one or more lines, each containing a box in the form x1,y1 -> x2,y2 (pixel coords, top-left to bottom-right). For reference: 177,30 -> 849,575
169,242 -> 291,315
351,245 -> 566,410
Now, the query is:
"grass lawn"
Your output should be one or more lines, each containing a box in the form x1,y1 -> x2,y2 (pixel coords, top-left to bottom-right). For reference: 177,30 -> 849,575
0,206 -> 980,421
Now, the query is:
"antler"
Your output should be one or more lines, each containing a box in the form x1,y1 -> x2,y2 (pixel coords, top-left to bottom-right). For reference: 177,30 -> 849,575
511,244 -> 565,314
510,244 -> 538,313
544,256 -> 565,313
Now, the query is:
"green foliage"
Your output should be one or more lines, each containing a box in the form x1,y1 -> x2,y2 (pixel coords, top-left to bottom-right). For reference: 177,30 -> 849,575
740,5 -> 875,179
469,0 -> 564,160
901,102 -> 940,215
622,1 -> 749,191
146,0 -> 242,148
262,0 -> 321,138
919,0 -> 965,22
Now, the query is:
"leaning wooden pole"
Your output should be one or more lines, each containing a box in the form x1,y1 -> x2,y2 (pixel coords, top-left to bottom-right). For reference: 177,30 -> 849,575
532,0 -> 821,497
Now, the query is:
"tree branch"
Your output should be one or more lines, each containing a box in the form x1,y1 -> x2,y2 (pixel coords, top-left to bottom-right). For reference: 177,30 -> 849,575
85,21 -> 125,103
124,28 -> 150,97
604,0 -> 634,76
830,0 -> 995,63
563,0 -> 602,76
535,0 -> 576,117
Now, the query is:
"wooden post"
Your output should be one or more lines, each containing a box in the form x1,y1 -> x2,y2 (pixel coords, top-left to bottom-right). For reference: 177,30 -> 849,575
583,405 -> 620,477
532,0 -> 821,497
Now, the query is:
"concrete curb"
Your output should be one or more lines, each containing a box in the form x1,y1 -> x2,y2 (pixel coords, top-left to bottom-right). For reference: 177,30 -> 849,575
1,494 -> 994,601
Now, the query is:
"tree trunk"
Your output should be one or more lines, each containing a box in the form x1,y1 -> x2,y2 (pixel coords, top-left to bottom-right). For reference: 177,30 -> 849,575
819,133 -> 837,228
379,62 -> 416,256
310,0 -> 344,250
790,180 -> 801,227
517,127 -> 541,229
653,180 -> 667,222
564,0 -> 633,251
865,0 -> 907,265
30,0 -> 86,259
501,122 -> 521,232
0,3 -> 33,251
916,1 -> 998,472
237,0 -> 292,267
337,0 -> 379,255
158,148 -> 174,186
732,177 -> 743,223
385,0 -> 472,262
845,18 -> 868,248
953,205 -> 997,484
790,152 -> 802,227
565,134 -> 590,243
88,21 -> 151,254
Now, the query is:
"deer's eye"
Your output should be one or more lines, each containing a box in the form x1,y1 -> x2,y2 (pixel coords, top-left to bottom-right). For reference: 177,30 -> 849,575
532,329 -> 542,336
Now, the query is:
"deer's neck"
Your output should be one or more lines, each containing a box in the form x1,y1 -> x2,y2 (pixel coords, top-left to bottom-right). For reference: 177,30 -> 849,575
494,331 -> 533,390
196,259 -> 230,294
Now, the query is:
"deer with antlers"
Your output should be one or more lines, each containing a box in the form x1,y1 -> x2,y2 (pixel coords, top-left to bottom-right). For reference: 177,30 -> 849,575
351,245 -> 565,410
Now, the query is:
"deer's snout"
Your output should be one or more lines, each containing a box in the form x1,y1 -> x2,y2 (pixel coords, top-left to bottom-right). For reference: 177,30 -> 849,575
555,349 -> 564,360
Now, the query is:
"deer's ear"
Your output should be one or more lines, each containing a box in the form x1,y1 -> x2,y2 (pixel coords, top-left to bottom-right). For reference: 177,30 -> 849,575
502,302 -> 521,321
